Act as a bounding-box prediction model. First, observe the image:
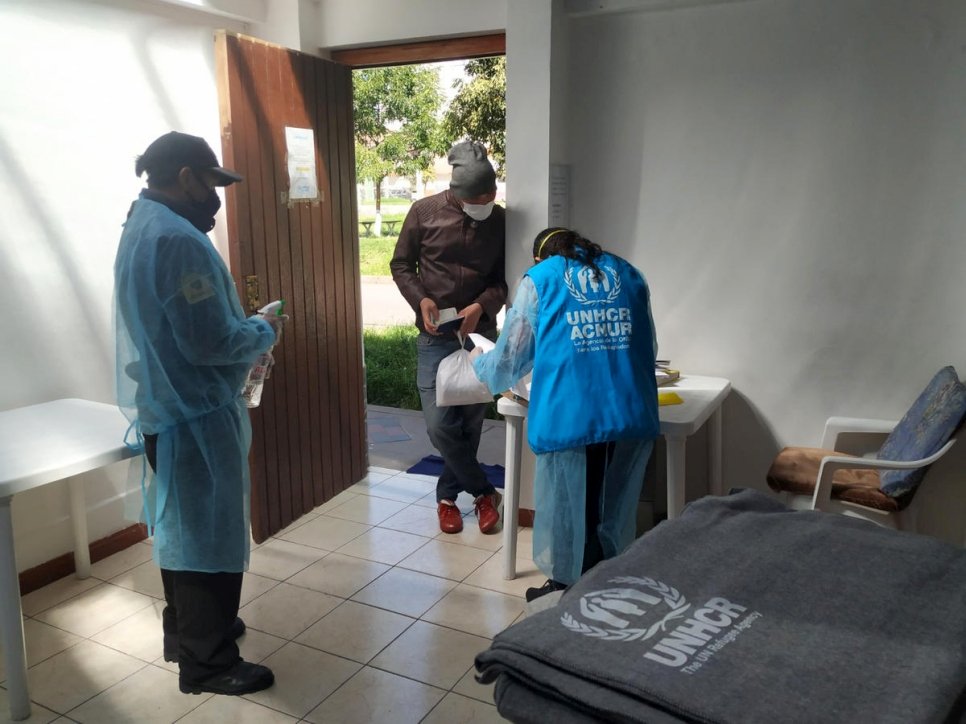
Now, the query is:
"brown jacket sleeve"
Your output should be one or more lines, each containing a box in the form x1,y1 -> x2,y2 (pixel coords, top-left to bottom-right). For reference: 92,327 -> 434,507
390,208 -> 428,312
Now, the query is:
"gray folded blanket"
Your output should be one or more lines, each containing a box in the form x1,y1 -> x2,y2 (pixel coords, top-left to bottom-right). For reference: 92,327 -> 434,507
476,490 -> 966,723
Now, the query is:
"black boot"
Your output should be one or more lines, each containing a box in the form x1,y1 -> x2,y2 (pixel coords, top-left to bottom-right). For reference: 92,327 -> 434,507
179,660 -> 274,695
525,579 -> 568,603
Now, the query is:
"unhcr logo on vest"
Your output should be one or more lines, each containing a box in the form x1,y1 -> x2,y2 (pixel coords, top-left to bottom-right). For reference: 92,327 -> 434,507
560,576 -> 762,676
564,265 -> 621,305
563,265 -> 632,350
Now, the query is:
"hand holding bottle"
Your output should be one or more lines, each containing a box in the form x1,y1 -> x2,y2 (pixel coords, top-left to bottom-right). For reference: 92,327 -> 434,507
258,300 -> 289,339
242,300 -> 286,407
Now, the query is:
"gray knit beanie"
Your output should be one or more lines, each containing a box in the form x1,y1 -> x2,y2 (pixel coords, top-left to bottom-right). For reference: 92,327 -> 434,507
448,141 -> 496,199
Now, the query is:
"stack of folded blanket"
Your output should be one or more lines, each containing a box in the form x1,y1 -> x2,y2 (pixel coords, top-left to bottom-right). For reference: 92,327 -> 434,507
476,491 -> 966,723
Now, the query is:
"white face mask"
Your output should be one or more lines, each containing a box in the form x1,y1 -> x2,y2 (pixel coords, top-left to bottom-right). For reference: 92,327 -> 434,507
462,201 -> 495,221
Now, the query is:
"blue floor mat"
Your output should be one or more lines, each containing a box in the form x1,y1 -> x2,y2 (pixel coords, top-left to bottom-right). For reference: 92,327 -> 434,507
406,454 -> 505,489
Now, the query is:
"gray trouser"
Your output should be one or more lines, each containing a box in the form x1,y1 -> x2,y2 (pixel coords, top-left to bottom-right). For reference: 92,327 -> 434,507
416,331 -> 496,502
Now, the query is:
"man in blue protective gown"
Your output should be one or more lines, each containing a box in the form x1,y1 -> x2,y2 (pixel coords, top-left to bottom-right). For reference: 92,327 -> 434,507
114,132 -> 282,695
473,227 -> 660,603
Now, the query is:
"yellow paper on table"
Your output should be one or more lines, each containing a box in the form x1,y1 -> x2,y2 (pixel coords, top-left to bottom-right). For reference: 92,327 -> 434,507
658,391 -> 684,406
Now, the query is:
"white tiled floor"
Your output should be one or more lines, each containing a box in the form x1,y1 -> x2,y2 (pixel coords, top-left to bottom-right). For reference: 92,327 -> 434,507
0,467 -> 546,723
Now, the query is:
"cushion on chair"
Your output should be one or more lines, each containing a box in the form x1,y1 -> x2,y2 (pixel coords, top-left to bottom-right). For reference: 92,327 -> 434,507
766,447 -> 900,512
877,366 -> 966,498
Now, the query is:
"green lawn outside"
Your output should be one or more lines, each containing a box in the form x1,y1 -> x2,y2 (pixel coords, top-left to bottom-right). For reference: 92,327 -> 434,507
359,237 -> 396,276
357,211 -> 404,275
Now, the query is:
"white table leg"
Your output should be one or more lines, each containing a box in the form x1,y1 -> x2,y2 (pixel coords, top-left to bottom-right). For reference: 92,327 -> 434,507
665,435 -> 687,519
708,407 -> 723,497
67,476 -> 91,579
502,415 -> 523,580
0,496 -> 31,721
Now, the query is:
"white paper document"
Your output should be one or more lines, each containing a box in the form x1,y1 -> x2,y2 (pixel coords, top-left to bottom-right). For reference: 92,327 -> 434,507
285,127 -> 319,201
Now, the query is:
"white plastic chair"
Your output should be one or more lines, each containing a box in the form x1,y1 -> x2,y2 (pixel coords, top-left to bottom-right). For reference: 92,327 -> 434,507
781,416 -> 957,532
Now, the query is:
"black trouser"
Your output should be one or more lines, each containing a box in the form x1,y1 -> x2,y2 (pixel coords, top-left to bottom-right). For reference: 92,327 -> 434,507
160,568 -> 242,682
583,441 -> 615,574
144,433 -> 243,682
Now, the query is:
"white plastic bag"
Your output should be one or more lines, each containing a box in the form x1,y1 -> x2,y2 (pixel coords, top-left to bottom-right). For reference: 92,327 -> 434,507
436,337 -> 493,406
469,332 -> 531,401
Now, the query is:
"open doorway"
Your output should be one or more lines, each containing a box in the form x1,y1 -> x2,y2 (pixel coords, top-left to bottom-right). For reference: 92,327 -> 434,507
336,37 -> 507,472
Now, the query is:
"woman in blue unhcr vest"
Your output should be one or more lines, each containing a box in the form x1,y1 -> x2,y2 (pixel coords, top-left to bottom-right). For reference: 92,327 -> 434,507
473,227 -> 660,602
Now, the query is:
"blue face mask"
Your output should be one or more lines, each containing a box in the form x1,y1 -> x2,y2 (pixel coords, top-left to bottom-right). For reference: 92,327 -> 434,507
462,201 -> 495,221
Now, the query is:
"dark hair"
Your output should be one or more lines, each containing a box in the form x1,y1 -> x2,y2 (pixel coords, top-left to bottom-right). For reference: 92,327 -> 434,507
532,227 -> 604,280
135,155 -> 181,188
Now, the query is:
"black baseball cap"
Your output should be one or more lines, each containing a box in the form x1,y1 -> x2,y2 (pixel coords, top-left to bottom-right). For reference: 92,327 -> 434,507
135,131 -> 243,186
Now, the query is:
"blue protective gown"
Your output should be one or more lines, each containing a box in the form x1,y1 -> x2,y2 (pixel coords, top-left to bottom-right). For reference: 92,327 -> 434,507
474,264 -> 658,585
114,194 -> 275,573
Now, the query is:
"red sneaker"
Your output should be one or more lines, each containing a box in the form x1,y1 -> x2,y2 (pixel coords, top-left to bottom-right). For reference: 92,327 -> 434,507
474,492 -> 501,534
437,501 -> 463,533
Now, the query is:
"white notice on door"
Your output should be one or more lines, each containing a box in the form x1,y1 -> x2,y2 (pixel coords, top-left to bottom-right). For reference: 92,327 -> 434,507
285,127 -> 319,201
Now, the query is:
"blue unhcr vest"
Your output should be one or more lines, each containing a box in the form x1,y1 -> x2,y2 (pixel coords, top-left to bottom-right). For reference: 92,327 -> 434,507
525,252 -> 659,453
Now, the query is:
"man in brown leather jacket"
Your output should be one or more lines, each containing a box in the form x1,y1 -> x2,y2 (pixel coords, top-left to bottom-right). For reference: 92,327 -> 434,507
390,141 -> 507,535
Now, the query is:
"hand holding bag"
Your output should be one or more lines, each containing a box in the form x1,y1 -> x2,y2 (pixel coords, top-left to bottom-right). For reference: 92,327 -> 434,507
436,335 -> 494,406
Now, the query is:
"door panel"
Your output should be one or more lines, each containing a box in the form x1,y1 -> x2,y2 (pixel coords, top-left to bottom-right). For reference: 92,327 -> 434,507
215,32 -> 366,542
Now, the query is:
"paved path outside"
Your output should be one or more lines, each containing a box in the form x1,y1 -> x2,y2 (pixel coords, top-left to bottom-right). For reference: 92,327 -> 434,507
361,275 -> 507,329
361,275 -> 414,328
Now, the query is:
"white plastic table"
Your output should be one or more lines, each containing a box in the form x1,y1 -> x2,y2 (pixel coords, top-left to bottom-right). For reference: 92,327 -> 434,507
0,399 -> 137,721
498,375 -> 731,580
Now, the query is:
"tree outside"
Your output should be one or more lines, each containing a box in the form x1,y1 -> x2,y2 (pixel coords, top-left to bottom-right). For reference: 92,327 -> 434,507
442,57 -> 506,178
353,65 -> 445,236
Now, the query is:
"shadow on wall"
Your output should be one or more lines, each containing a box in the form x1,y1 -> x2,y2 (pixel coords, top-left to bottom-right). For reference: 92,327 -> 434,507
911,440 -> 966,547
719,389 -> 782,493
0,134 -> 111,396
131,23 -> 188,132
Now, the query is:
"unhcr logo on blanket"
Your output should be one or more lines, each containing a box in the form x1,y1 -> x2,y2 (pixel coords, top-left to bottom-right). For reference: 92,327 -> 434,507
560,576 -> 762,675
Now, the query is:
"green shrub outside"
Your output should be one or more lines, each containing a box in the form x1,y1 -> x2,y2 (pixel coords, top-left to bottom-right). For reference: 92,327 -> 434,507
363,324 -> 500,420
364,325 -> 420,410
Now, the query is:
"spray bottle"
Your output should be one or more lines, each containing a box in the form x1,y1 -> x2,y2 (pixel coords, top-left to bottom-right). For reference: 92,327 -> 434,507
242,300 -> 285,408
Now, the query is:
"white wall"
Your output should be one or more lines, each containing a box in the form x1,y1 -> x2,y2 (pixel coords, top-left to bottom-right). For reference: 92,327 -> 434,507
315,0 -> 506,49
563,0 -> 966,542
504,0 -> 554,305
0,0 -> 249,569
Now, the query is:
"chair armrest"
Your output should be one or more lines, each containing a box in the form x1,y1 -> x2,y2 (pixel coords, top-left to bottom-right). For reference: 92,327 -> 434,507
810,439 -> 956,510
820,417 -> 899,450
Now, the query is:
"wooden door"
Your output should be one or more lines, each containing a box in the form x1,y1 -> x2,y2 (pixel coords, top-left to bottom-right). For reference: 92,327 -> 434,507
215,32 -> 366,542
